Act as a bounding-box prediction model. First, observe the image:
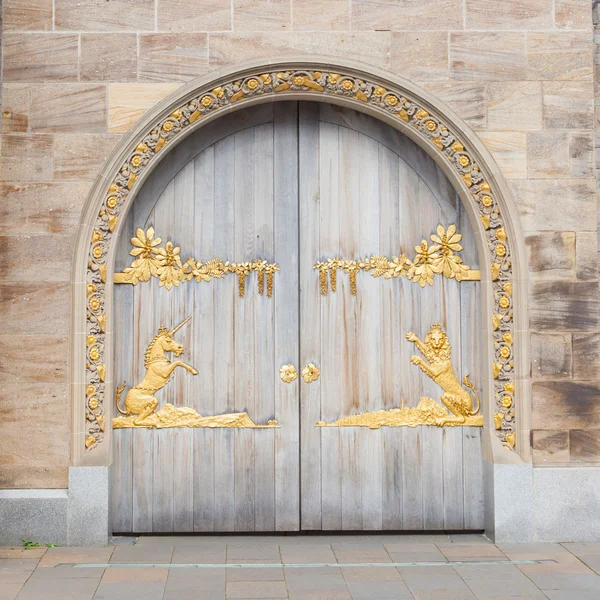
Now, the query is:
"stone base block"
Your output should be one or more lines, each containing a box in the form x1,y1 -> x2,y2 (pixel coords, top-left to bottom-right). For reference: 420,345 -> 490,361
67,466 -> 110,546
484,460 -> 534,544
0,490 -> 68,546
533,466 -> 600,542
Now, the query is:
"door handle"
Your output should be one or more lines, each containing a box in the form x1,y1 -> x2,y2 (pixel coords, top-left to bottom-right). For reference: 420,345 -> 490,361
302,363 -> 320,383
280,364 -> 298,383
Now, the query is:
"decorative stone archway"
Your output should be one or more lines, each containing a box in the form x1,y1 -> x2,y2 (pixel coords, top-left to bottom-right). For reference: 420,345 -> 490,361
72,58 -> 530,536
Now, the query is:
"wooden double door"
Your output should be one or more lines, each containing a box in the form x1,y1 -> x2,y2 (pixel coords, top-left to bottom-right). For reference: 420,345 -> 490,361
113,102 -> 484,533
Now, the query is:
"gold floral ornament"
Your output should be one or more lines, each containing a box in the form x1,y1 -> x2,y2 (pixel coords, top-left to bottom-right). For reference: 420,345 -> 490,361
429,224 -> 471,281
407,240 -> 439,288
183,257 -> 230,282
155,241 -> 184,290
264,262 -> 280,298
253,259 -> 268,295
302,363 -> 320,383
280,364 -> 298,383
363,254 -> 410,279
326,257 -> 341,292
314,224 -> 478,295
230,262 -> 253,297
121,227 -> 162,284
115,227 -> 278,298
342,260 -> 363,296
314,261 -> 329,296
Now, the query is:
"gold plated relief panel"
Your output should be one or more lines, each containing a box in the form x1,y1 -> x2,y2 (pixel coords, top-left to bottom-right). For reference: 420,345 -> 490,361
112,316 -> 279,430
314,224 -> 480,296
316,324 -> 483,429
85,66 -> 516,452
114,227 -> 279,297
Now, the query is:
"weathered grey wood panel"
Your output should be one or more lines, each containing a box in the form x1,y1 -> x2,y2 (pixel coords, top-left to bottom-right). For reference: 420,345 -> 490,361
113,105 -> 300,533
299,103 -> 484,531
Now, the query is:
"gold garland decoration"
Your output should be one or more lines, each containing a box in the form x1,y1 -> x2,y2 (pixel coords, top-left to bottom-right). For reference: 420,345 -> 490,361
115,227 -> 278,298
314,224 -> 480,295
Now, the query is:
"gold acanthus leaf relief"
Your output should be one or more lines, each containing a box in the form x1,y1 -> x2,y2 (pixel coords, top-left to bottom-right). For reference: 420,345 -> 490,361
115,227 -> 278,298
314,224 -> 479,295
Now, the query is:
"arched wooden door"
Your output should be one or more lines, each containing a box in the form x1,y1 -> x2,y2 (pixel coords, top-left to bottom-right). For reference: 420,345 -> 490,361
112,102 -> 483,533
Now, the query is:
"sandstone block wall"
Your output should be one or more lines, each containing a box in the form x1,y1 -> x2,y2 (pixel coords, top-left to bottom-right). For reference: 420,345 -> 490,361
0,0 -> 598,488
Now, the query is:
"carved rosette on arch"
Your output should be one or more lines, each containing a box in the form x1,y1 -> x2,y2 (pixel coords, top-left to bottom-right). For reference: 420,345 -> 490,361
85,67 -> 516,451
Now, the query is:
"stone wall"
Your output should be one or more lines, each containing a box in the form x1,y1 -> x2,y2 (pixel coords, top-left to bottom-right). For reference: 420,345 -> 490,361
0,0 -> 598,488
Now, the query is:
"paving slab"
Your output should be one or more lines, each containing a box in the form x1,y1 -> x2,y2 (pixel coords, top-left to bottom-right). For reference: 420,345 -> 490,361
437,545 -> 508,561
226,565 -> 286,581
403,572 -> 478,599
522,572 -> 600,592
346,580 -> 413,599
341,565 -> 404,581
0,582 -> 24,600
0,548 -> 46,559
226,580 -> 289,598
38,546 -> 114,568
108,544 -> 174,563
333,548 -> 392,563
227,543 -> 281,561
0,559 -> 39,571
171,546 -> 227,564
92,567 -> 168,600
16,575 -> 100,600
454,563 -> 545,597
279,545 -> 337,564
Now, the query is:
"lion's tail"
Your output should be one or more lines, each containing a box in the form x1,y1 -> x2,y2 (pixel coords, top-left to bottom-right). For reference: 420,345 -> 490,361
462,374 -> 480,416
115,382 -> 128,415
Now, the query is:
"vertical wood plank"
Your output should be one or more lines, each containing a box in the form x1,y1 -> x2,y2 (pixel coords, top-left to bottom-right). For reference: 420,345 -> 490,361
459,204 -> 484,530
357,133 -> 383,530
171,161 -> 195,531
131,200 -> 157,532
379,144 -> 403,530
253,121 -> 276,531
273,102 -> 300,531
112,211 -> 135,532
192,147 -> 216,532
299,102 -> 322,530
318,120 -> 342,531
233,127 -> 256,532
151,181 -> 175,533
212,135 -> 236,531
338,125 -> 361,531
443,426 -> 464,530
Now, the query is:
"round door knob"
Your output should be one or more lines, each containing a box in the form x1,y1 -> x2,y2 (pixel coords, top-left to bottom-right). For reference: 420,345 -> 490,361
279,364 -> 298,383
302,363 -> 320,383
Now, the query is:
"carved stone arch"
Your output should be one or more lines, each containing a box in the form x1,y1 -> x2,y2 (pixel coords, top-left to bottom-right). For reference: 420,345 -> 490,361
72,57 -> 529,478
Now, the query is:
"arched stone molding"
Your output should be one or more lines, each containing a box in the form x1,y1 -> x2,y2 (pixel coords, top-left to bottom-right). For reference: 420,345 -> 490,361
72,56 -> 529,469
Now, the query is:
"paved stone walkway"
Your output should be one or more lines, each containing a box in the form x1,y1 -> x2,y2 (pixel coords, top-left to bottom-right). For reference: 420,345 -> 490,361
2,534 -> 600,599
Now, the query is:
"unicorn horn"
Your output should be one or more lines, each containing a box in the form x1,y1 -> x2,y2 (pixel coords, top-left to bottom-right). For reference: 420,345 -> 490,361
170,316 -> 192,336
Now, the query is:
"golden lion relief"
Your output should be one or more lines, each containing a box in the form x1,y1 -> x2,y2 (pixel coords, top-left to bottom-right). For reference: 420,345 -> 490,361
406,323 -> 480,426
316,323 -> 482,429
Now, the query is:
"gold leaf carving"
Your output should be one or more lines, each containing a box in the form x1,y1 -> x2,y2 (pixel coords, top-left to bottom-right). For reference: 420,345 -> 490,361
116,228 -> 277,299
317,325 -> 482,428
302,363 -> 320,383
280,364 -> 298,383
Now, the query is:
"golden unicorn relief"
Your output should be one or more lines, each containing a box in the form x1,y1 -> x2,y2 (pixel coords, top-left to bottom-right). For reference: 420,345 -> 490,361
315,323 -> 482,429
115,317 -> 198,424
113,316 -> 279,429
406,323 -> 481,426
